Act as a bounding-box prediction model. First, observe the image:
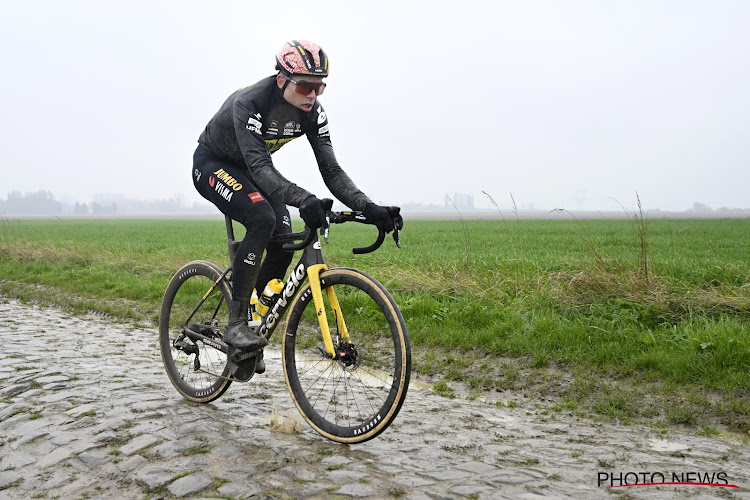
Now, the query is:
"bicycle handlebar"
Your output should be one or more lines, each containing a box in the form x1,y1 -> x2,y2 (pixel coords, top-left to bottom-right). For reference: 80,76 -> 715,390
279,227 -> 317,252
279,199 -> 402,254
353,228 -> 386,255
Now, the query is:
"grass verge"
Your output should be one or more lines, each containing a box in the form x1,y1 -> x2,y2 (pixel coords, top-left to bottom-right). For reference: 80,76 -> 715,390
0,216 -> 748,437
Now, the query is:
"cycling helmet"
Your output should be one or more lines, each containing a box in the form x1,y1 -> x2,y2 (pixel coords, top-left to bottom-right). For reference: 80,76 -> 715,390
275,40 -> 329,77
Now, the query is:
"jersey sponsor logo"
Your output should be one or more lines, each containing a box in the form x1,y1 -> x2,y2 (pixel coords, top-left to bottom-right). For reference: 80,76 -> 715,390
283,121 -> 296,136
212,169 -> 243,191
243,252 -> 256,265
318,124 -> 329,136
246,112 -> 262,134
214,180 -> 233,202
265,137 -> 297,153
193,169 -> 201,182
268,120 -> 278,135
248,192 -> 264,203
209,176 -> 216,187
317,106 -> 326,124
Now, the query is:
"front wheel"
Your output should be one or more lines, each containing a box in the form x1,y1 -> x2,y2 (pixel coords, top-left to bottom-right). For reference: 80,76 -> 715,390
283,268 -> 410,443
159,260 -> 233,403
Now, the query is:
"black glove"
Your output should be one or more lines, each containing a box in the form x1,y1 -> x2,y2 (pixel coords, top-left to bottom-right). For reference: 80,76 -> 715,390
299,196 -> 327,229
364,203 -> 403,233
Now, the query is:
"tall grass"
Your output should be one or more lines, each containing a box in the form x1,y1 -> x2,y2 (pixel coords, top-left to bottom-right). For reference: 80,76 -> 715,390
611,193 -> 650,282
482,191 -> 526,279
444,195 -> 470,269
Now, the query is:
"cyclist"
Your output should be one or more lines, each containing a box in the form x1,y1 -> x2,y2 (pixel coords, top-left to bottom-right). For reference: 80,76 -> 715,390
192,40 -> 403,368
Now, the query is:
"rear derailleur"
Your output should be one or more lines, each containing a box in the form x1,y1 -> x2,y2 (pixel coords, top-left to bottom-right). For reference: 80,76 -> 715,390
174,318 -> 263,382
174,318 -> 222,371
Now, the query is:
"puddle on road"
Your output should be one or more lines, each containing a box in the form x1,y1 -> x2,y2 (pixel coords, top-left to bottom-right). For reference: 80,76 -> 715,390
649,439 -> 689,452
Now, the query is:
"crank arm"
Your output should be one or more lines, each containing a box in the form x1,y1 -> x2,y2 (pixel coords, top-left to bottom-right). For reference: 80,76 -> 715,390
182,325 -> 229,354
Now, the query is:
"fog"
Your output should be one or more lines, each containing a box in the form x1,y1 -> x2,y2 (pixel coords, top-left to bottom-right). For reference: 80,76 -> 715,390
2,1 -> 749,216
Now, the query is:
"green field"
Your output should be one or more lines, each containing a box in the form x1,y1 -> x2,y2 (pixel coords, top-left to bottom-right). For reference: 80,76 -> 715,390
1,216 -> 748,435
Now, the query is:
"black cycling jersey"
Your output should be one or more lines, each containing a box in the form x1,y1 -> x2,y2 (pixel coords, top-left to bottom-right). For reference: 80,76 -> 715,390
198,76 -> 371,211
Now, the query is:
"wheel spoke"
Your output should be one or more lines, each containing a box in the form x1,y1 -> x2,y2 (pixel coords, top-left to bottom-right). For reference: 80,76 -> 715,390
284,270 -> 410,443
159,262 -> 232,403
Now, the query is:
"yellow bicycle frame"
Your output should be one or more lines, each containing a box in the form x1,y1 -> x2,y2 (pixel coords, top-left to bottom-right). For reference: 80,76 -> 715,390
306,263 -> 350,357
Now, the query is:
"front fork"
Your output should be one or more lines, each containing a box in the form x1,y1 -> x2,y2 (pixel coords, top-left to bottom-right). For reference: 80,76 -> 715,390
307,264 -> 350,358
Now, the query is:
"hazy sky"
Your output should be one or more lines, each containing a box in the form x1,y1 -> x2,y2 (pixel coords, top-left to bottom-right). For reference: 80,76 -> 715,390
2,0 -> 749,212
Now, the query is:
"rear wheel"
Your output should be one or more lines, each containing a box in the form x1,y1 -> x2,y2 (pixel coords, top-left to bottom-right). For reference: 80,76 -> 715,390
159,260 -> 232,402
283,268 -> 410,443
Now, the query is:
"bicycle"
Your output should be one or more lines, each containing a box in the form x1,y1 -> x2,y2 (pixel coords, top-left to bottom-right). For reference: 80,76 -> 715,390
158,199 -> 410,443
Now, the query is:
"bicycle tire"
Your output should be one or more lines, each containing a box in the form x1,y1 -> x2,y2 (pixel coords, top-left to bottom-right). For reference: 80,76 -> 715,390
159,260 -> 233,403
283,268 -> 410,443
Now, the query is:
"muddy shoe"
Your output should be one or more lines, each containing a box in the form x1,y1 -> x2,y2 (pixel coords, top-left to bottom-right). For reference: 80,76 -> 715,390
224,324 -> 267,350
224,299 -> 268,350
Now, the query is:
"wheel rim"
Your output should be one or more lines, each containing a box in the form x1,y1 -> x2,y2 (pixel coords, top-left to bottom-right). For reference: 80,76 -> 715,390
285,273 -> 408,440
164,272 -> 231,395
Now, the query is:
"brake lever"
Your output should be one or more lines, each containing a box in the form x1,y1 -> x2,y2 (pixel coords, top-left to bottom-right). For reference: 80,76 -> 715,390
322,212 -> 331,243
320,199 -> 334,244
389,207 -> 402,249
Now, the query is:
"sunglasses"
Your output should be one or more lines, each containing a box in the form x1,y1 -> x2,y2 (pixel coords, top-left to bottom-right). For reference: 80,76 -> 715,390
287,76 -> 326,96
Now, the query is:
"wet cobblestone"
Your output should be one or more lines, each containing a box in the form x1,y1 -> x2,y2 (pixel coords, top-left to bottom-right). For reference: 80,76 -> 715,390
0,299 -> 748,499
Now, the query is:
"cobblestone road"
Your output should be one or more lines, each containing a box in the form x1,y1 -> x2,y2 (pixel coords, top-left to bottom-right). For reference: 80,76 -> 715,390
0,299 -> 748,499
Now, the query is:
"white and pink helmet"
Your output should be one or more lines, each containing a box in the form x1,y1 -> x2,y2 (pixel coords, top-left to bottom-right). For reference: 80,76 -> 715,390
275,40 -> 329,77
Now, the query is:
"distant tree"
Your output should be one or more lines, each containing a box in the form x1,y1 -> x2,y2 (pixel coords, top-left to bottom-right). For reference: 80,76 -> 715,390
74,202 -> 89,215
691,202 -> 712,212
0,190 -> 62,216
91,202 -> 118,216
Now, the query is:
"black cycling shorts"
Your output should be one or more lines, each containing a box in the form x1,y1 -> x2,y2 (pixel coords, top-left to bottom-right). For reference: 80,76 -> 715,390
192,144 -> 292,237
